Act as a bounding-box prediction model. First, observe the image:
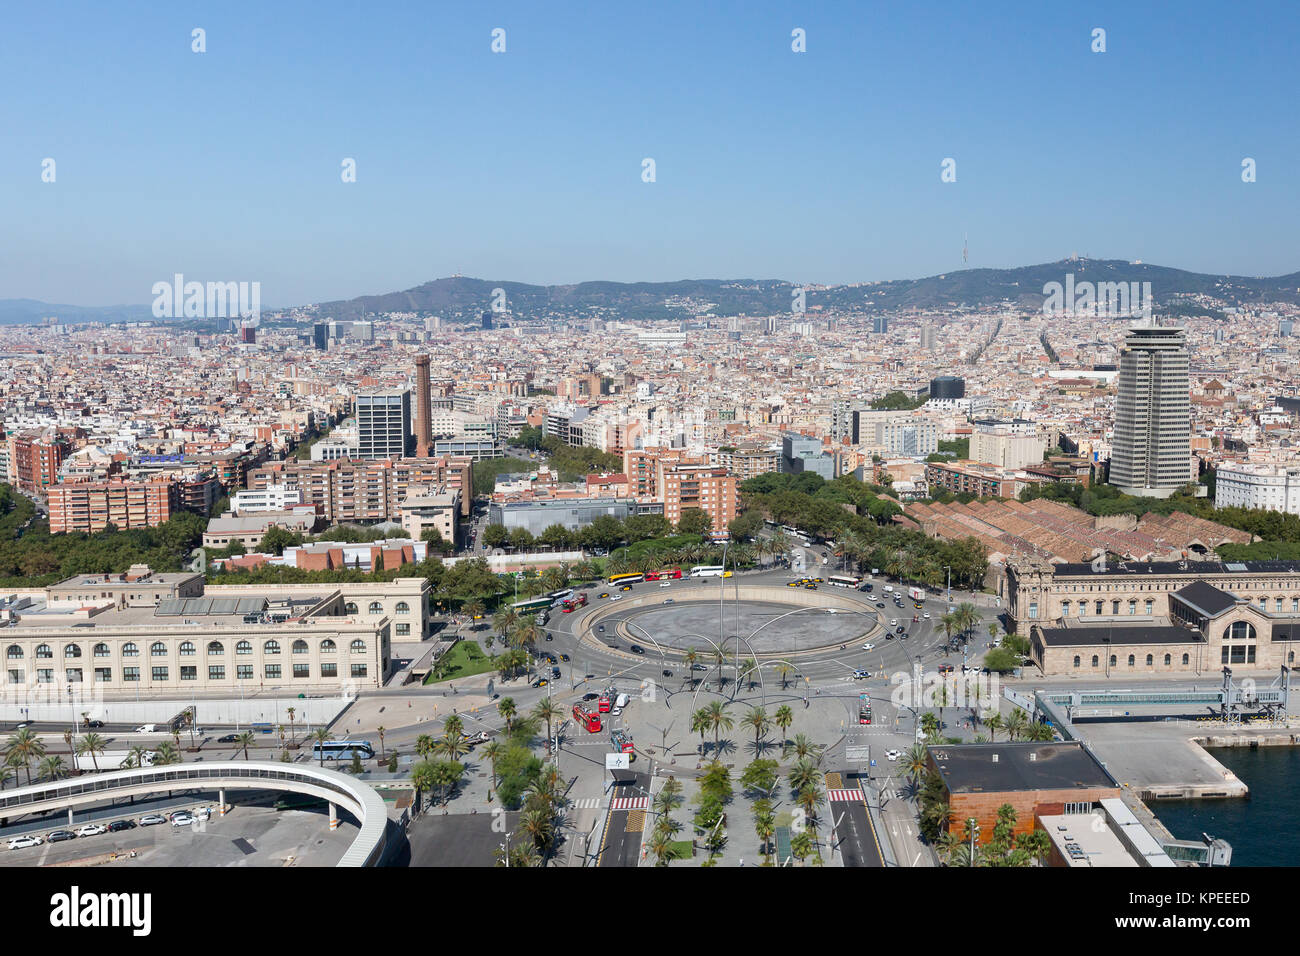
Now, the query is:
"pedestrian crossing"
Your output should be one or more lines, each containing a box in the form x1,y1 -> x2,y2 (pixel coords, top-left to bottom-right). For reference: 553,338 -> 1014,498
828,788 -> 863,802
570,797 -> 602,809
610,796 -> 650,811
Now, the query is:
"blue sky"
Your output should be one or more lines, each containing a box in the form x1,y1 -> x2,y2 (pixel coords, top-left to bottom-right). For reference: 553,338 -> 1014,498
1,0 -> 1296,306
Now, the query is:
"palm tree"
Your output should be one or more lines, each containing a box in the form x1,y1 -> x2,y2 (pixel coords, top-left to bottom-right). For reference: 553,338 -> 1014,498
900,742 -> 929,795
432,732 -> 472,763
754,810 -> 775,864
703,700 -> 733,757
38,755 -> 68,781
236,731 -> 256,760
481,739 -> 503,792
790,830 -> 814,865
690,708 -> 710,756
5,728 -> 45,785
939,612 -> 961,652
286,706 -> 296,742
648,828 -> 674,867
788,758 -> 820,795
797,782 -> 824,831
415,733 -> 435,763
1004,708 -> 1028,742
0,763 -> 13,791
444,714 -> 465,741
741,706 -> 769,753
533,698 -> 565,755
985,711 -> 1004,742
498,697 -> 517,735
493,608 -> 519,644
775,662 -> 793,690
463,600 -> 486,628
310,728 -> 333,767
123,745 -> 150,770
76,733 -> 107,772
773,705 -> 794,753
920,711 -> 940,741
431,760 -> 466,807
411,759 -> 437,809
153,741 -> 181,766
683,648 -> 700,688
790,732 -> 818,762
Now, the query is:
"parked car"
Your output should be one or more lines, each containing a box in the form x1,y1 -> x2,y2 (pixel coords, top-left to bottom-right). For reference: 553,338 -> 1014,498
107,820 -> 136,832
8,835 -> 43,849
47,830 -> 77,843
138,814 -> 166,826
170,813 -> 194,828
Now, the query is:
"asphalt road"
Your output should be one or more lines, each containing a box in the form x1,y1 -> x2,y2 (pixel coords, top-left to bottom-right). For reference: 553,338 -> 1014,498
828,771 -> 884,868
597,773 -> 648,867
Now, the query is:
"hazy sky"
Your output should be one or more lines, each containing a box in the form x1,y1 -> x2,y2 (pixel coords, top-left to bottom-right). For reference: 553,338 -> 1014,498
2,0 -> 1296,306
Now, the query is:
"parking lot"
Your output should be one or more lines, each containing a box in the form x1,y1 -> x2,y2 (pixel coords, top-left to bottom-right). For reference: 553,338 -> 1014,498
0,793 -> 357,867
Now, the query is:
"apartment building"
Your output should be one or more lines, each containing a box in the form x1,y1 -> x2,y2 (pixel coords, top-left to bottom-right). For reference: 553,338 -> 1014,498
47,477 -> 178,534
247,456 -> 474,521
9,430 -> 68,494
355,388 -> 411,460
1214,462 -> 1300,514
716,444 -> 779,481
970,430 -> 1046,471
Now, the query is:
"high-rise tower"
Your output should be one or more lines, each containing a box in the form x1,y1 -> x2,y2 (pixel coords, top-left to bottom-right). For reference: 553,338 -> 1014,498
1109,324 -> 1190,498
414,354 -> 433,458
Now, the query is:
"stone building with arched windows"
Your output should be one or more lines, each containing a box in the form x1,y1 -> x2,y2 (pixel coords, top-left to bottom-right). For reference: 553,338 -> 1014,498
1008,555 -> 1300,676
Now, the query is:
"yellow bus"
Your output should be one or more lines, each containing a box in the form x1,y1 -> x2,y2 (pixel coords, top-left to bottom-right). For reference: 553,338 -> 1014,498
607,572 -> 645,585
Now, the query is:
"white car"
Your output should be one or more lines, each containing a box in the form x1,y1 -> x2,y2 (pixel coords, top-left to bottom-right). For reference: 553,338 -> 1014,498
8,835 -> 43,849
74,824 -> 107,837
169,813 -> 195,828
608,594 -> 622,602
861,642 -> 875,651
923,612 -> 931,619
889,619 -> 898,627
886,749 -> 903,761
659,581 -> 671,588
192,807 -> 211,821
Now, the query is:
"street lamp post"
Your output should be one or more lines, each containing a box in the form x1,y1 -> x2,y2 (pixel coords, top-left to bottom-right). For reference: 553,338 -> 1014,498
943,566 -> 951,604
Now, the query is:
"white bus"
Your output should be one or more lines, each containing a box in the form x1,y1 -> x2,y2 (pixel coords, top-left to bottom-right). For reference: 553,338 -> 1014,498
828,574 -> 861,588
689,565 -> 727,578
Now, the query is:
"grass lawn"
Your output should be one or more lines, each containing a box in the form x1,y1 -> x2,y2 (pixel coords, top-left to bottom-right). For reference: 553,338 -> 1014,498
667,840 -> 693,860
424,640 -> 497,684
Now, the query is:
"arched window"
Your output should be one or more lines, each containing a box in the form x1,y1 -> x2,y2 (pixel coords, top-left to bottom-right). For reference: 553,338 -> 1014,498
293,640 -> 309,655
150,642 -> 167,657
1127,654 -> 1135,667
1146,654 -> 1153,667
1091,655 -> 1099,667
395,602 -> 410,614
264,639 -> 281,655
1164,654 -> 1171,666
350,639 -> 367,654
207,641 -> 224,656
1225,621 -> 1257,642
236,640 -> 252,656
63,644 -> 82,658
122,643 -> 139,658
6,645 -> 22,659
94,643 -> 110,658
1109,655 -> 1117,667
1073,655 -> 1080,668
321,639 -> 337,654
344,602 -> 359,615
35,644 -> 52,659
179,641 -> 195,656
368,601 -> 383,614
1061,601 -> 1071,617
1182,653 -> 1190,665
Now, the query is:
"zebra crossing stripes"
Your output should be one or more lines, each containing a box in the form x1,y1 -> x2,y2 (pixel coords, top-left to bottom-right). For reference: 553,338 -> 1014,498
570,797 -> 601,809
610,796 -> 650,811
828,788 -> 863,802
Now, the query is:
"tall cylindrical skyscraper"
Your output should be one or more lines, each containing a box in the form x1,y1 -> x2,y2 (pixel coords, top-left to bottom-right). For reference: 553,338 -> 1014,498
1109,325 -> 1190,498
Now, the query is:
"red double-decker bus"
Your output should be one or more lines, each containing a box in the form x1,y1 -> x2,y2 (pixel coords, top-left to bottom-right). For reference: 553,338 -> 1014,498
610,730 -> 635,754
658,567 -> 682,579
560,592 -> 588,612
572,704 -> 602,733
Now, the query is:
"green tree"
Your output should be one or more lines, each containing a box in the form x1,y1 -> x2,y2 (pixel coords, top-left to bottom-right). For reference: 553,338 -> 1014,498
76,733 -> 107,772
4,728 -> 46,785
676,508 -> 712,537
773,705 -> 794,753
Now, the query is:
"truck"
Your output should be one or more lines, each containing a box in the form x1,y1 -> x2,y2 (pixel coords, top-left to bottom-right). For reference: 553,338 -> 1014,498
73,750 -> 156,772
908,586 -> 925,602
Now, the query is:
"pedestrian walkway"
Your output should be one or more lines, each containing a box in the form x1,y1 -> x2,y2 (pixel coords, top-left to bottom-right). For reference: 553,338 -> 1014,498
610,795 -> 649,811
570,796 -> 602,809
827,788 -> 862,802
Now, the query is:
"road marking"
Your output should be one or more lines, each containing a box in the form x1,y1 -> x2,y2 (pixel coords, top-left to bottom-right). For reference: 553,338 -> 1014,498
610,796 -> 649,811
625,809 -> 645,833
827,788 -> 862,802
570,797 -> 601,809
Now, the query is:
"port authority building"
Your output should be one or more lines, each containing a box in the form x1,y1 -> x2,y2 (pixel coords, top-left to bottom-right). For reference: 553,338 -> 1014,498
0,566 -> 430,695
1008,555 -> 1300,676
